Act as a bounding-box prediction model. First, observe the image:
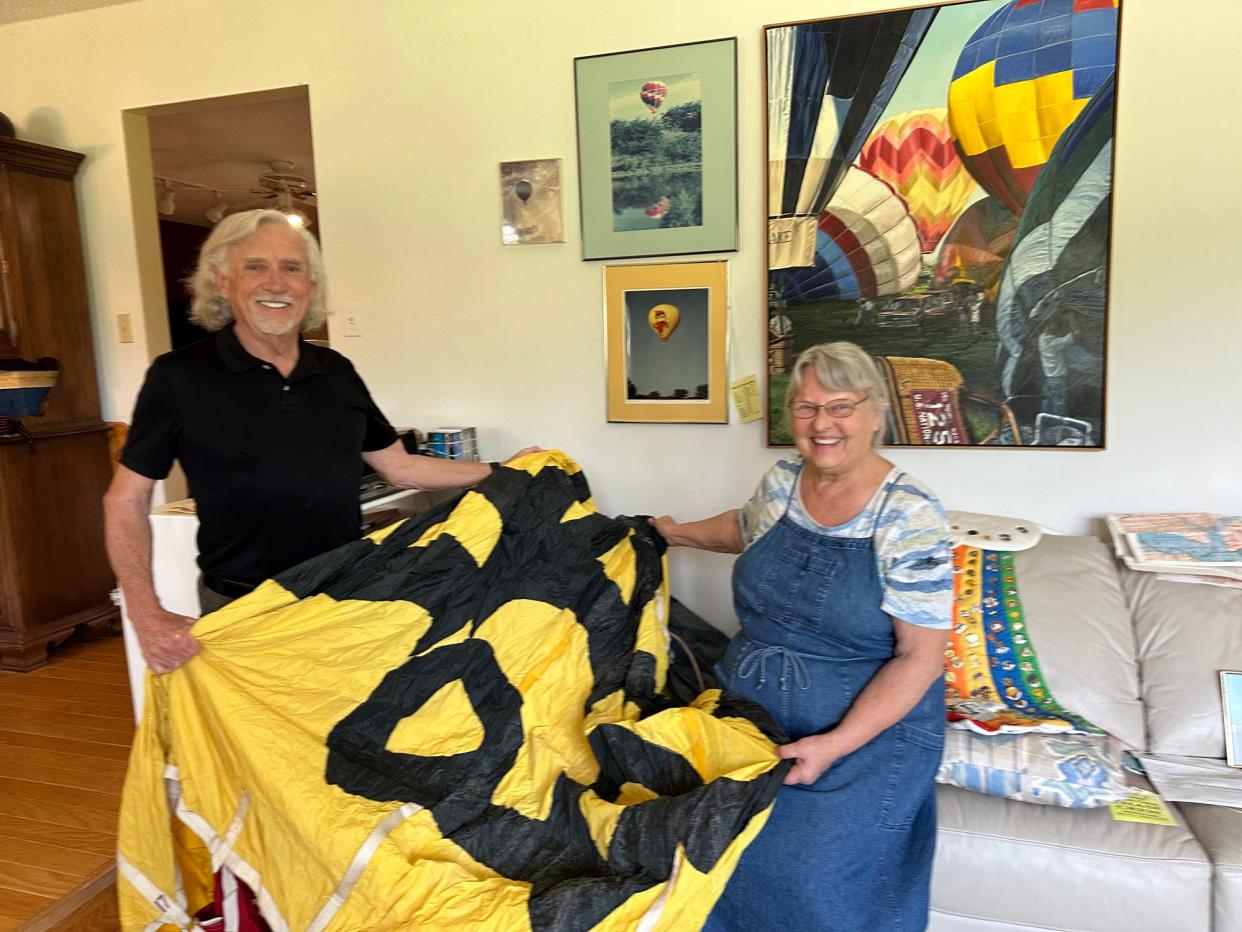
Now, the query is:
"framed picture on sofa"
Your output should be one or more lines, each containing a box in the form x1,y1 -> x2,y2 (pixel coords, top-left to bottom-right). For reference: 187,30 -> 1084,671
1222,671 -> 1242,767
764,1 -> 1122,448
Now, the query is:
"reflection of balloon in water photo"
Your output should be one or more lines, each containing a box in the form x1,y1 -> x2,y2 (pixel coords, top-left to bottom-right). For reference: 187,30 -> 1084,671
640,81 -> 667,115
515,180 -> 532,204
647,304 -> 680,345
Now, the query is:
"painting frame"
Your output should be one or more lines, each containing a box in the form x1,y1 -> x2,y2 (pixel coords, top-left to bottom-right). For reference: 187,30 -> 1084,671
1222,671 -> 1242,768
499,158 -> 565,246
763,1 -> 1122,449
575,37 -> 738,261
604,261 -> 729,423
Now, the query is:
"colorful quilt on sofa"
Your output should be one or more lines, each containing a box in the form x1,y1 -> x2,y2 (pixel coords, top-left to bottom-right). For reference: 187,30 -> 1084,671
946,544 -> 1102,735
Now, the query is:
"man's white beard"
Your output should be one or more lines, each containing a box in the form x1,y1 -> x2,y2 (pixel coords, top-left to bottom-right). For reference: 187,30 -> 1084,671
253,316 -> 298,336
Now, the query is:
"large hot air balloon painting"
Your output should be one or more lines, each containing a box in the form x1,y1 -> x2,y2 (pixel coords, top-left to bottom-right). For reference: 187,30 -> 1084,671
575,39 -> 737,260
766,0 -> 1120,449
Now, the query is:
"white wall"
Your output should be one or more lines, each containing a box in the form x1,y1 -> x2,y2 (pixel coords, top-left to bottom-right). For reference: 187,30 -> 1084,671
2,0 -> 1238,631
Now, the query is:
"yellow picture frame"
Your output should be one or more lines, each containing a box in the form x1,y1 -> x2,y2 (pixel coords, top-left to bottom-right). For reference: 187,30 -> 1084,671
604,261 -> 728,423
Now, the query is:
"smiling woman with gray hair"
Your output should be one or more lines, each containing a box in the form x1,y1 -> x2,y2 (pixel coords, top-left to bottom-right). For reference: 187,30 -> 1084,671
649,340 -> 952,930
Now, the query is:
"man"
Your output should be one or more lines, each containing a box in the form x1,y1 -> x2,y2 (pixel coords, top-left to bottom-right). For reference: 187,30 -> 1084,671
854,298 -> 875,327
767,311 -> 793,342
105,210 -> 535,675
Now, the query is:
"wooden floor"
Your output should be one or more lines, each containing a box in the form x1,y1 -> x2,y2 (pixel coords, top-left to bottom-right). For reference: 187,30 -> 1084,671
0,628 -> 132,931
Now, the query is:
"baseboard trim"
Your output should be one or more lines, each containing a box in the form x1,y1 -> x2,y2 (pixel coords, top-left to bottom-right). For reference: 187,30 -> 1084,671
19,862 -> 118,931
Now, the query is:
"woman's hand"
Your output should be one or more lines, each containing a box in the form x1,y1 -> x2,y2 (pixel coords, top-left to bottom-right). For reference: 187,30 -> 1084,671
778,732 -> 845,785
646,511 -> 743,553
647,515 -> 681,543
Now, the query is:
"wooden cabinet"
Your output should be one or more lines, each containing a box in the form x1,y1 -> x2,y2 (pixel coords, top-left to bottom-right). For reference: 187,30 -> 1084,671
0,137 -> 117,671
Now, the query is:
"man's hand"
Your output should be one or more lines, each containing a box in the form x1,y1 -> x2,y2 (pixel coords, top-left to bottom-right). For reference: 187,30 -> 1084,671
132,609 -> 201,675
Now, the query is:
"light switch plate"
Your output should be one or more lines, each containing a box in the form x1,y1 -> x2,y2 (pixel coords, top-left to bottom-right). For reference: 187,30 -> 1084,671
342,305 -> 362,337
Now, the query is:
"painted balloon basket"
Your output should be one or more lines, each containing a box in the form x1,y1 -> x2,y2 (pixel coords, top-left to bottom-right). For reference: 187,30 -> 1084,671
765,0 -> 1120,448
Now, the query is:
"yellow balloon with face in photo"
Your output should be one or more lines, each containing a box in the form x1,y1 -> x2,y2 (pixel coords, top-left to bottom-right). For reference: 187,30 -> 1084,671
647,303 -> 680,345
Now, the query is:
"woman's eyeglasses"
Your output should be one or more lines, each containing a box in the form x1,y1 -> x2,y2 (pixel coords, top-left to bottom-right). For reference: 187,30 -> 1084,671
789,395 -> 870,420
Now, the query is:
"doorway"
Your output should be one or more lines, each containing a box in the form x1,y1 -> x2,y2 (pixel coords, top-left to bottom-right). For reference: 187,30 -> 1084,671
124,86 -> 323,355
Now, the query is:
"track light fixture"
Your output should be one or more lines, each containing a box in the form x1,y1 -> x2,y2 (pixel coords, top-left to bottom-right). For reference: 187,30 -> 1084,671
205,191 -> 228,224
157,179 -> 176,216
153,165 -> 315,227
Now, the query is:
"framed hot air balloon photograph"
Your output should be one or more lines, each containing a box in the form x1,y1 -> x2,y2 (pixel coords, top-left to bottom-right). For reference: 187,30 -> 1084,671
500,158 -> 564,245
575,38 -> 737,260
765,0 -> 1121,449
604,260 -> 729,423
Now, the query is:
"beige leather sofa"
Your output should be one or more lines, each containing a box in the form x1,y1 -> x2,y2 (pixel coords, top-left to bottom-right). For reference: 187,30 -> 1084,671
927,533 -> 1242,931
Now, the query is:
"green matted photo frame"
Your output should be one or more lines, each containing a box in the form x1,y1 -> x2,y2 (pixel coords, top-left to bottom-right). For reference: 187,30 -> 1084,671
575,37 -> 737,261
604,261 -> 729,423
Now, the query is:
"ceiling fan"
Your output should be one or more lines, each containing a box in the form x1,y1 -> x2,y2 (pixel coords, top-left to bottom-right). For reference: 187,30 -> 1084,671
250,160 -> 316,203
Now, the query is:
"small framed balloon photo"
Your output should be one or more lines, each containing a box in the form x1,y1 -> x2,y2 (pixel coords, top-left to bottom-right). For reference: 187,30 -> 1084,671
603,261 -> 729,423
574,38 -> 737,261
500,159 -> 564,245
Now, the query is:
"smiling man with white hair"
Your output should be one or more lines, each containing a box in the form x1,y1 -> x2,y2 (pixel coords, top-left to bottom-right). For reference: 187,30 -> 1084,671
104,210 -> 535,675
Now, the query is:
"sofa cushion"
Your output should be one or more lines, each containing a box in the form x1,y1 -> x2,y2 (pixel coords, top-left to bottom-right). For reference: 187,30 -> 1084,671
1006,533 -> 1145,747
937,729 -> 1131,807
932,786 -> 1211,931
1125,571 -> 1242,757
1180,803 -> 1242,932
1137,753 -> 1242,807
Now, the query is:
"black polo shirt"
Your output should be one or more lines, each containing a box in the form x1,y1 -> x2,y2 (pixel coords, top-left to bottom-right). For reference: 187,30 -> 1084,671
121,325 -> 398,586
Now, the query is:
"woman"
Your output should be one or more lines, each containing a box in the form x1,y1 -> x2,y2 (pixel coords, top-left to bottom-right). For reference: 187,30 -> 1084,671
650,342 -> 952,931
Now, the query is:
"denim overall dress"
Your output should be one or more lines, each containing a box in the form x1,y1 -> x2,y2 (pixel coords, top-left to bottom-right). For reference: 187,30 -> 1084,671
703,472 -> 944,931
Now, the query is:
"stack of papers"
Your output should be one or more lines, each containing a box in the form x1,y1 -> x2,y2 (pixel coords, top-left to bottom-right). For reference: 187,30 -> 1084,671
1106,513 -> 1242,588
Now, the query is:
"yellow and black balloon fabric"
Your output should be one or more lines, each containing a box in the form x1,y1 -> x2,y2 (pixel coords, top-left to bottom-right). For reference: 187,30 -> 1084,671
118,451 -> 785,931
